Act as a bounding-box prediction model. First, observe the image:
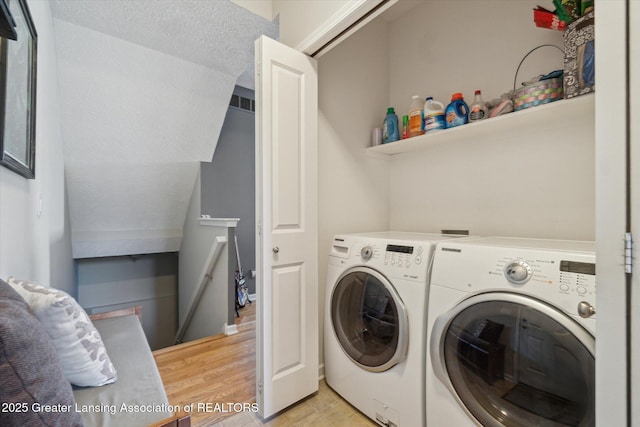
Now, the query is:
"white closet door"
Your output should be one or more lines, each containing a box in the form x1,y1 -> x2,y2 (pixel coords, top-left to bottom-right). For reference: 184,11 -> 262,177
595,1 -> 631,426
631,0 -> 640,425
255,35 -> 319,419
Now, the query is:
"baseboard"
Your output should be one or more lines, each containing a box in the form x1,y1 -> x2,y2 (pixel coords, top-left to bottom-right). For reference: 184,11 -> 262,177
248,293 -> 256,302
224,323 -> 239,336
318,363 -> 325,381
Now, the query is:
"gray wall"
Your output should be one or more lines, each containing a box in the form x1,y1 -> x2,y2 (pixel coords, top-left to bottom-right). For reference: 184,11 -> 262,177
179,171 -> 235,341
201,86 -> 256,294
77,253 -> 178,351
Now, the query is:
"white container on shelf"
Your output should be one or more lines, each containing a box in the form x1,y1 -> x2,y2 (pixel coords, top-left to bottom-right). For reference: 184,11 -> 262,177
424,97 -> 446,133
469,90 -> 489,122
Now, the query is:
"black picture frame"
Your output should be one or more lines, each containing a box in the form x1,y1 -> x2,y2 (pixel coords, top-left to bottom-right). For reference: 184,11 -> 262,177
0,0 -> 36,179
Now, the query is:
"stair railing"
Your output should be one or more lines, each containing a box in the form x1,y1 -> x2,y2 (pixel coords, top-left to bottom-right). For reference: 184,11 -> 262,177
174,235 -> 227,344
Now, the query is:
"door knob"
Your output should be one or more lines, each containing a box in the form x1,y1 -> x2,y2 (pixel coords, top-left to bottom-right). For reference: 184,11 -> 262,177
272,247 -> 279,253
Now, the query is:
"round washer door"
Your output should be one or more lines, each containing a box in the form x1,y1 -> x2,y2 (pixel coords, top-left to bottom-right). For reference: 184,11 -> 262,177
331,266 -> 408,372
430,292 -> 595,427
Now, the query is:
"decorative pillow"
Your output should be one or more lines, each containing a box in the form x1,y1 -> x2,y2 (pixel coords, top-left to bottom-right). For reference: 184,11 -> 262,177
7,277 -> 117,387
0,279 -> 83,426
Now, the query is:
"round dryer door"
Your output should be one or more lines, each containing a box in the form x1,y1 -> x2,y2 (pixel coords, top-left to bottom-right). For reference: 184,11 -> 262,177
430,293 -> 595,427
331,267 -> 408,372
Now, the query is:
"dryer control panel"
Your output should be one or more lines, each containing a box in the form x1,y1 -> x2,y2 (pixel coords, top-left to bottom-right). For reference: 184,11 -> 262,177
492,256 -> 596,300
430,237 -> 596,324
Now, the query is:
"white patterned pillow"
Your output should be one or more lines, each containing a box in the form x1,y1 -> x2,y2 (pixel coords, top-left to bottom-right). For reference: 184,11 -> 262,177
7,277 -> 117,387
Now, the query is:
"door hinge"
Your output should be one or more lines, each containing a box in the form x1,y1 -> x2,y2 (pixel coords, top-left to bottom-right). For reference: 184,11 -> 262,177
258,381 -> 263,394
625,232 -> 633,274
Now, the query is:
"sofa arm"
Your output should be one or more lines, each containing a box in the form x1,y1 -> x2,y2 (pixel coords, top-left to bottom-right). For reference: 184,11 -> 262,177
85,307 -> 192,427
89,305 -> 142,322
148,412 -> 191,427
76,311 -> 175,427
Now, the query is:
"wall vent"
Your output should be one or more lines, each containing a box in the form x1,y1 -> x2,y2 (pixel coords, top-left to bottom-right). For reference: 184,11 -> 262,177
441,229 -> 470,236
229,94 -> 255,113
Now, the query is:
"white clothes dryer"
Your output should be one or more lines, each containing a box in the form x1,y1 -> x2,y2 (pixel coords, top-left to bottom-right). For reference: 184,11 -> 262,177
426,237 -> 596,427
325,232 -> 464,427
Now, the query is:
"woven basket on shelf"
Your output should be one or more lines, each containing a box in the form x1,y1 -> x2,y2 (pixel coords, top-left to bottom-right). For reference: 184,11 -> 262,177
513,45 -> 564,111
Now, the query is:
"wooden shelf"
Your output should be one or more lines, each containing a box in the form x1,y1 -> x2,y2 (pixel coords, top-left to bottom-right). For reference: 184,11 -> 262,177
368,94 -> 595,156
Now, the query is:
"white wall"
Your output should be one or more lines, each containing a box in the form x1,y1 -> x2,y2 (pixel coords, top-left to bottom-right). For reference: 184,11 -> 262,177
386,0 -> 594,240
388,117 -> 594,239
0,0 -> 74,295
273,0 -> 354,49
389,0 -> 566,110
53,18 -> 235,258
230,0 -> 273,21
317,16 -> 391,362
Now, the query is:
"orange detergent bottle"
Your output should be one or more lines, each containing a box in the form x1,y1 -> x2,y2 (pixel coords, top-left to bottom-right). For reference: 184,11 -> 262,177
408,95 -> 425,137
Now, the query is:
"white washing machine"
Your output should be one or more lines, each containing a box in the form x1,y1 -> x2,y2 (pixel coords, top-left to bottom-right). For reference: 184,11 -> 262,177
426,237 -> 596,427
324,232 -> 464,427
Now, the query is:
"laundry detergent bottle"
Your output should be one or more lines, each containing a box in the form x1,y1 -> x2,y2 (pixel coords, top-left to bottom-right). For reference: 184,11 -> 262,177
408,95 -> 425,137
423,97 -> 446,133
382,107 -> 399,143
468,90 -> 489,122
445,92 -> 469,128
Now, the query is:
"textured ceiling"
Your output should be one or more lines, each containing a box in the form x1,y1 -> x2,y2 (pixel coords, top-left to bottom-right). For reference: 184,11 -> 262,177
50,0 -> 278,258
50,0 -> 278,77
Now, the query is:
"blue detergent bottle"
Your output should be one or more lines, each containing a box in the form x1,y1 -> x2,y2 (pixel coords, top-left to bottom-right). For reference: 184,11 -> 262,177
382,107 -> 399,143
445,93 -> 469,128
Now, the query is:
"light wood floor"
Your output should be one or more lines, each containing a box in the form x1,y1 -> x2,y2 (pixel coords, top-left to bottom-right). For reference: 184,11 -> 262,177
153,301 -> 375,427
216,380 -> 376,427
153,302 -> 257,426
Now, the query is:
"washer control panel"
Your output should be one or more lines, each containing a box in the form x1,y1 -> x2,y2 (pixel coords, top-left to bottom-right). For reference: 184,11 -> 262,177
383,244 -> 424,268
329,233 -> 463,283
353,241 -> 432,281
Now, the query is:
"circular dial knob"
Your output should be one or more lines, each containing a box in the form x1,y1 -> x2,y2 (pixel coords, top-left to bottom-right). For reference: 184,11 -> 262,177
361,246 -> 374,260
504,260 -> 532,284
